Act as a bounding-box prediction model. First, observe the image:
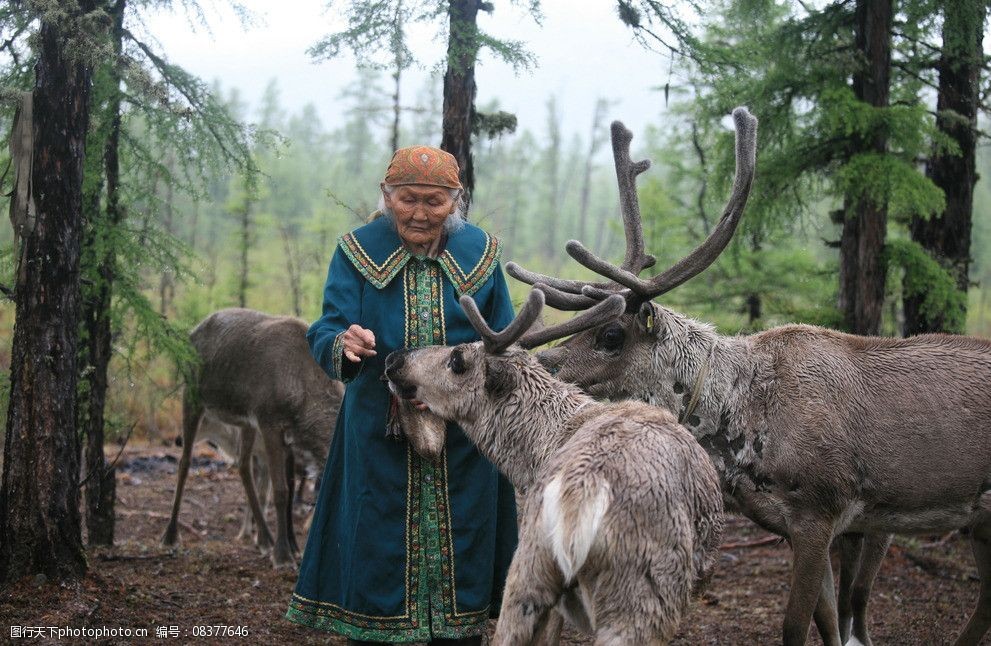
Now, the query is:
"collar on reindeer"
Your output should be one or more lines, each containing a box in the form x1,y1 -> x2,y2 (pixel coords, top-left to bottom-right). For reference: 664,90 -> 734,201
679,341 -> 716,426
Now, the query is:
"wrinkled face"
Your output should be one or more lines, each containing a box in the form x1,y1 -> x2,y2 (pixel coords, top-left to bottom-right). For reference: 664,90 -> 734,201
384,342 -> 518,424
383,184 -> 457,247
537,302 -> 679,412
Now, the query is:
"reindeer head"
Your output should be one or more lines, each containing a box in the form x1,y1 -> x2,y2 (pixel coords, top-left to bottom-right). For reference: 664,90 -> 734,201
384,289 -> 625,428
509,108 -> 757,408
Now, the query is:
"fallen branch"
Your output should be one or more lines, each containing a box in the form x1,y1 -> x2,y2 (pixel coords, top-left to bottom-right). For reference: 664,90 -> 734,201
720,535 -> 783,550
116,509 -> 203,537
97,552 -> 175,562
918,530 -> 958,549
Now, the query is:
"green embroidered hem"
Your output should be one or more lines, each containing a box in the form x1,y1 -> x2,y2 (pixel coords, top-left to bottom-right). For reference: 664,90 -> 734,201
284,601 -> 488,642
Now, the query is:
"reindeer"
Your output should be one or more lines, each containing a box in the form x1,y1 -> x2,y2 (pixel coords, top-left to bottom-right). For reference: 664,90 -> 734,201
161,308 -> 344,569
176,418 -> 321,544
508,107 -> 991,646
179,418 -> 273,543
385,289 -> 724,645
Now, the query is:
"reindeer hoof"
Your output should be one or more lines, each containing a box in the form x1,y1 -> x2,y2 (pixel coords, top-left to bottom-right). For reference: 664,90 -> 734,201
160,527 -> 179,547
271,551 -> 297,570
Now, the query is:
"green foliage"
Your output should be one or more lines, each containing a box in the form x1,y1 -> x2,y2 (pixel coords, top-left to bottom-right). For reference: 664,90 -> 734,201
887,238 -> 966,333
310,0 -> 537,73
835,153 -> 944,222
620,0 -> 982,336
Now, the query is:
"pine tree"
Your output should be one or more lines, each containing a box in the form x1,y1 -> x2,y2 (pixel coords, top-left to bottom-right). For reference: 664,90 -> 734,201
309,0 -> 535,203
905,0 -> 987,334
620,0 -> 955,335
0,0 -> 102,584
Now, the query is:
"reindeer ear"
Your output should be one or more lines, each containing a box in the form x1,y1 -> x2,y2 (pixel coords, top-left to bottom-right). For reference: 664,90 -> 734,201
636,302 -> 661,335
484,358 -> 517,399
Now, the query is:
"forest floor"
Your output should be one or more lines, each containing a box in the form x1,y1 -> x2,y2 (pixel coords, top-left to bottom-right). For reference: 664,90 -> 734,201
0,442 -> 983,645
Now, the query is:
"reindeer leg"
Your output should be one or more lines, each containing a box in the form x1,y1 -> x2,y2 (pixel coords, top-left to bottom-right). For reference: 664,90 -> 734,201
847,533 -> 890,646
161,391 -> 202,546
953,520 -> 991,646
237,450 -> 258,542
259,423 -> 295,569
294,462 -> 308,505
811,558 -> 843,646
238,425 -> 274,552
492,527 -> 563,646
783,518 -> 834,646
533,610 -> 563,646
835,534 -> 863,644
285,446 -> 300,558
253,453 -> 270,545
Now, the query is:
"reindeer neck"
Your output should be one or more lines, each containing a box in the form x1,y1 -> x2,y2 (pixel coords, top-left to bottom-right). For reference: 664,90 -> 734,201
466,361 -> 593,493
664,320 -> 763,488
664,316 -> 753,428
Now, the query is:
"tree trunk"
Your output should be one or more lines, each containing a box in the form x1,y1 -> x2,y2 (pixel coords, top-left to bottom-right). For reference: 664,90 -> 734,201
158,151 -> 175,317
543,96 -> 562,260
441,0 -> 491,205
577,100 -> 608,247
390,0 -> 404,153
279,225 -> 303,317
904,0 -> 984,335
238,189 -> 253,309
79,0 -> 126,547
838,0 -> 892,335
0,4 -> 97,584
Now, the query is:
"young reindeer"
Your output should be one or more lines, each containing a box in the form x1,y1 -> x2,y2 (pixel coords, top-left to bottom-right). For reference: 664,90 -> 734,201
162,308 -> 344,569
509,107 -> 991,646
385,289 -> 724,645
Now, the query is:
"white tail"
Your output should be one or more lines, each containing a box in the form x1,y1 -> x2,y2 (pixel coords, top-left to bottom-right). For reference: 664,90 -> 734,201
541,474 -> 611,584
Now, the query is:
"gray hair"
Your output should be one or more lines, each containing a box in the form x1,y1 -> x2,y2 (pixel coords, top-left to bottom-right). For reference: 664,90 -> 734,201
378,184 -> 467,233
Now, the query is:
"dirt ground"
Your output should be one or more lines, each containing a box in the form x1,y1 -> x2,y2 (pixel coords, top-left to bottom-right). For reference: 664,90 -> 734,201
0,442 -> 984,645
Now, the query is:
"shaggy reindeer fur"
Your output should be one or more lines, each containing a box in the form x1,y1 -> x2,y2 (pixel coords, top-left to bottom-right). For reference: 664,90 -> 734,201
162,308 -> 344,568
386,341 -> 723,645
539,304 -> 991,646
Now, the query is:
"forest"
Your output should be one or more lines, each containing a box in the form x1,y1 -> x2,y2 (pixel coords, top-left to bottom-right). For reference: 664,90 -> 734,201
2,0 -> 991,644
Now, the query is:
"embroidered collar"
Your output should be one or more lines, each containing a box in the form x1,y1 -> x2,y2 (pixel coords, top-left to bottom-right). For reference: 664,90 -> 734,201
338,215 -> 502,296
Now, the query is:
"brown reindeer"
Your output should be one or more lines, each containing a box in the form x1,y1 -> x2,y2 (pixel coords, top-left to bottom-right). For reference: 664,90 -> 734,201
161,308 -> 344,569
385,289 -> 723,644
508,107 -> 991,646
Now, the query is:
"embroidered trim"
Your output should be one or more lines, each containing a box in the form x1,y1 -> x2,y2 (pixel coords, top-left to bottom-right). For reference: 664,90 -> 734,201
439,234 -> 501,296
339,232 -> 411,289
331,331 -> 347,383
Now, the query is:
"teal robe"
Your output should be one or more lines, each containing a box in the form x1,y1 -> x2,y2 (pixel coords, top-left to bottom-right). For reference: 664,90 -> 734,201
286,215 -> 519,642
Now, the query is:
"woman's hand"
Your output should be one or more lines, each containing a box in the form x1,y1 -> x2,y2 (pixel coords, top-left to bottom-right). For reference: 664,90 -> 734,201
342,324 -> 376,363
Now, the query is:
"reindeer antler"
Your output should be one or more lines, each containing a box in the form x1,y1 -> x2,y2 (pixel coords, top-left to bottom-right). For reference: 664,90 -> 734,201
508,107 -> 758,312
460,288 -> 625,354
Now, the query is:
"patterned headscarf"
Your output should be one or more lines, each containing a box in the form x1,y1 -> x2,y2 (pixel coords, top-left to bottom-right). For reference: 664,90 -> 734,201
382,145 -> 462,190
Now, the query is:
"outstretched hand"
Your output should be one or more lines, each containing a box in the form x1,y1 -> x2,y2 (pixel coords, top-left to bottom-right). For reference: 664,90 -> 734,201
342,324 -> 376,363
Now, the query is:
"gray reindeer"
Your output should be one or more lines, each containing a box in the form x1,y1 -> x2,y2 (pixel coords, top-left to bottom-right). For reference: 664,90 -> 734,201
385,290 -> 724,645
161,308 -> 344,569
509,107 -> 991,646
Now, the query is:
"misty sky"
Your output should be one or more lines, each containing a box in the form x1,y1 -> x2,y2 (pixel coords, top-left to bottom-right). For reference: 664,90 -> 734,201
143,0 -> 678,145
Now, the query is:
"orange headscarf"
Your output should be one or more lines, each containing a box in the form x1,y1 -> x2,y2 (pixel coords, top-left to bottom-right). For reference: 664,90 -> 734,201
382,146 -> 462,190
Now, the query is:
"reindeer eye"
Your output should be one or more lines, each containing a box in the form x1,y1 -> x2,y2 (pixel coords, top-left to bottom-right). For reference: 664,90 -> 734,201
596,324 -> 625,352
448,348 -> 467,374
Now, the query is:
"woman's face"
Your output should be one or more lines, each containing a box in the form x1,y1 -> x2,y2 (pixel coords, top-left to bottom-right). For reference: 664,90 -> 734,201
384,184 -> 456,246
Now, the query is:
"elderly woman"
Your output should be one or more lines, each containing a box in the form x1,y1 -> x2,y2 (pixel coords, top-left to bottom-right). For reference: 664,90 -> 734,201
285,146 -> 518,645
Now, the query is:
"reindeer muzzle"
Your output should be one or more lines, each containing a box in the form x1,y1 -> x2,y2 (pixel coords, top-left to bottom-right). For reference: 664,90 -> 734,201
385,351 -> 417,399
